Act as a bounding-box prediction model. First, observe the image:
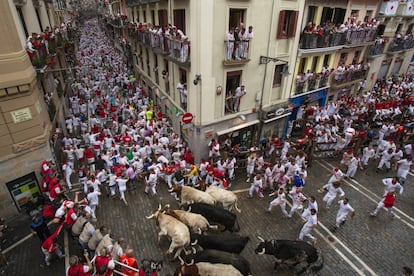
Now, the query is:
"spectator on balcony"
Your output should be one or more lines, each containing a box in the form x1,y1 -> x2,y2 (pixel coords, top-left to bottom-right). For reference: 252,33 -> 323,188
233,27 -> 242,60
241,26 -> 254,59
226,28 -> 235,60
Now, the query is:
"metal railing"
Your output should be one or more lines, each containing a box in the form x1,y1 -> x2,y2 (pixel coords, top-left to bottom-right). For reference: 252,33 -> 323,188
224,40 -> 251,61
294,74 -> 330,95
367,43 -> 385,56
388,38 -> 414,53
331,69 -> 368,86
129,28 -> 190,64
300,29 -> 377,49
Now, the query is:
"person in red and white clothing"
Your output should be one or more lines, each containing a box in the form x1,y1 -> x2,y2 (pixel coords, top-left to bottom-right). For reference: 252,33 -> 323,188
94,248 -> 115,276
370,191 -> 397,217
208,139 -> 220,158
42,222 -> 65,266
66,252 -> 92,276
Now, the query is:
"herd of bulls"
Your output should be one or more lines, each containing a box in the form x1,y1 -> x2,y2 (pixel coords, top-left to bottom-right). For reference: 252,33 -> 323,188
145,184 -> 323,275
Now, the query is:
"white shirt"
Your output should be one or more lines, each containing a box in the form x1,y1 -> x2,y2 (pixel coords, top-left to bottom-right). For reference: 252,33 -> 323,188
337,200 -> 355,216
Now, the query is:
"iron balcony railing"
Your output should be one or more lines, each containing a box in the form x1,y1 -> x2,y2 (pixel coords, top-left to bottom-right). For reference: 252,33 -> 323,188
295,73 -> 330,95
224,39 -> 251,62
388,38 -> 414,53
367,43 -> 385,56
300,29 -> 377,49
129,28 -> 190,64
331,68 -> 368,86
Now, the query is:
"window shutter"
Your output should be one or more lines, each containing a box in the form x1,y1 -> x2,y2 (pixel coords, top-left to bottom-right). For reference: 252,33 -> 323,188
288,11 -> 299,38
277,10 -> 286,39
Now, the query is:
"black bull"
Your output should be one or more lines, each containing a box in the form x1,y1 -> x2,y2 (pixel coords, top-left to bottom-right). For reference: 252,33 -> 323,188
190,233 -> 249,254
184,249 -> 251,276
255,239 -> 323,274
187,203 -> 240,232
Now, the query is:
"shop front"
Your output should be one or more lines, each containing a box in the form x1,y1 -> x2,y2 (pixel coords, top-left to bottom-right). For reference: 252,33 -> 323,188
216,119 -> 259,152
288,87 -> 328,120
261,103 -> 292,138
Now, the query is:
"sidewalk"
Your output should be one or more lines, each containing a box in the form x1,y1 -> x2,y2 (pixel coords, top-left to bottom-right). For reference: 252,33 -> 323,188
0,214 -> 65,276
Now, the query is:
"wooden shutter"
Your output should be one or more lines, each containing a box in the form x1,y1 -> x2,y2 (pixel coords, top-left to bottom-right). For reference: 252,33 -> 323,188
288,11 -> 298,38
277,10 -> 286,39
158,10 -> 168,27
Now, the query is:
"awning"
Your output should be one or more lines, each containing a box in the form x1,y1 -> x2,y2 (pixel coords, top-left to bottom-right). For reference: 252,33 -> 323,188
216,119 -> 260,136
263,112 -> 291,124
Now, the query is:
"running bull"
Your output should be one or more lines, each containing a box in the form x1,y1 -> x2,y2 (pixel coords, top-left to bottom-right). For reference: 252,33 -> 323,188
174,256 -> 243,276
187,203 -> 240,232
190,233 -> 249,254
184,249 -> 251,276
255,236 -> 323,274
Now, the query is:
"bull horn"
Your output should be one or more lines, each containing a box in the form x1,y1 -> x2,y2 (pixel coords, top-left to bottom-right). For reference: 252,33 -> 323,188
165,204 -> 170,208
178,255 -> 185,265
146,213 -> 155,219
158,203 -> 162,211
192,247 -> 196,254
257,248 -> 266,255
257,236 -> 265,242
191,239 -> 198,246
187,206 -> 191,212
167,187 -> 174,192
185,259 -> 194,266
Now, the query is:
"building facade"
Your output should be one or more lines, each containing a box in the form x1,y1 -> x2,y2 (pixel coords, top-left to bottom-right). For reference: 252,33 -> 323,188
103,0 -> 305,161
0,0 -> 74,217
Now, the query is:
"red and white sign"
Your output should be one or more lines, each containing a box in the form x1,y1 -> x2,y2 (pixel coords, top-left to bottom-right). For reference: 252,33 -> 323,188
181,112 -> 194,124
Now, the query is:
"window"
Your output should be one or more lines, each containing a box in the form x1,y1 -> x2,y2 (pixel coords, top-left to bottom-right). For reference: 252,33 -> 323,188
15,7 -> 28,37
277,10 -> 298,39
151,10 -> 155,25
407,24 -> 414,35
396,24 -> 403,34
298,58 -> 307,74
340,52 -> 348,64
35,8 -> 43,31
320,7 -> 345,25
311,56 -> 319,73
354,51 -> 361,63
377,24 -> 386,36
143,10 -> 147,22
364,10 -> 373,22
163,59 -> 170,95
307,6 -> 317,24
229,9 -> 246,30
179,68 -> 187,85
173,9 -> 186,33
158,10 -> 168,27
323,54 -> 330,67
273,65 -> 284,87
145,49 -> 150,76
225,71 -> 242,114
154,54 -> 159,85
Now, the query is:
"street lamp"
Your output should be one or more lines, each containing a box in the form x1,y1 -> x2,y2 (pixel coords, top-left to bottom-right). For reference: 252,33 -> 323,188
256,56 -> 290,145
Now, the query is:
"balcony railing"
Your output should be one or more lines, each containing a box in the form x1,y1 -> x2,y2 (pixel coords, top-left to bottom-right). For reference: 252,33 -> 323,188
129,28 -> 190,64
388,38 -> 414,53
295,73 -> 330,95
367,43 -> 385,56
331,68 -> 368,86
223,40 -> 251,64
300,29 -> 377,50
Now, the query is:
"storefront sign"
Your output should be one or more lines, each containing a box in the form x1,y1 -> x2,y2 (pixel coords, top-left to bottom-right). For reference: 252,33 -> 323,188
11,108 -> 32,123
6,172 -> 40,212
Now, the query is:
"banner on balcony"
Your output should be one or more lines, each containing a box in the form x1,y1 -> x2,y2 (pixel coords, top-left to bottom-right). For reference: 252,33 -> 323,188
289,87 -> 328,109
379,0 -> 399,16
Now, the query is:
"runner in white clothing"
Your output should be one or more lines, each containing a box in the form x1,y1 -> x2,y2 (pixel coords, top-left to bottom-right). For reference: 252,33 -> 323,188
332,198 -> 355,231
248,174 -> 264,198
382,177 -> 403,196
396,156 -> 412,185
298,208 -> 318,245
318,181 -> 345,209
302,196 -> 318,219
268,188 -> 289,217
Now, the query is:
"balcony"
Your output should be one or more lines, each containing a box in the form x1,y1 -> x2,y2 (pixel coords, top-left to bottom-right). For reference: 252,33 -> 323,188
330,67 -> 368,88
299,29 -> 377,51
129,28 -> 190,66
387,37 -> 414,53
366,42 -> 386,57
295,73 -> 331,95
223,40 -> 251,66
